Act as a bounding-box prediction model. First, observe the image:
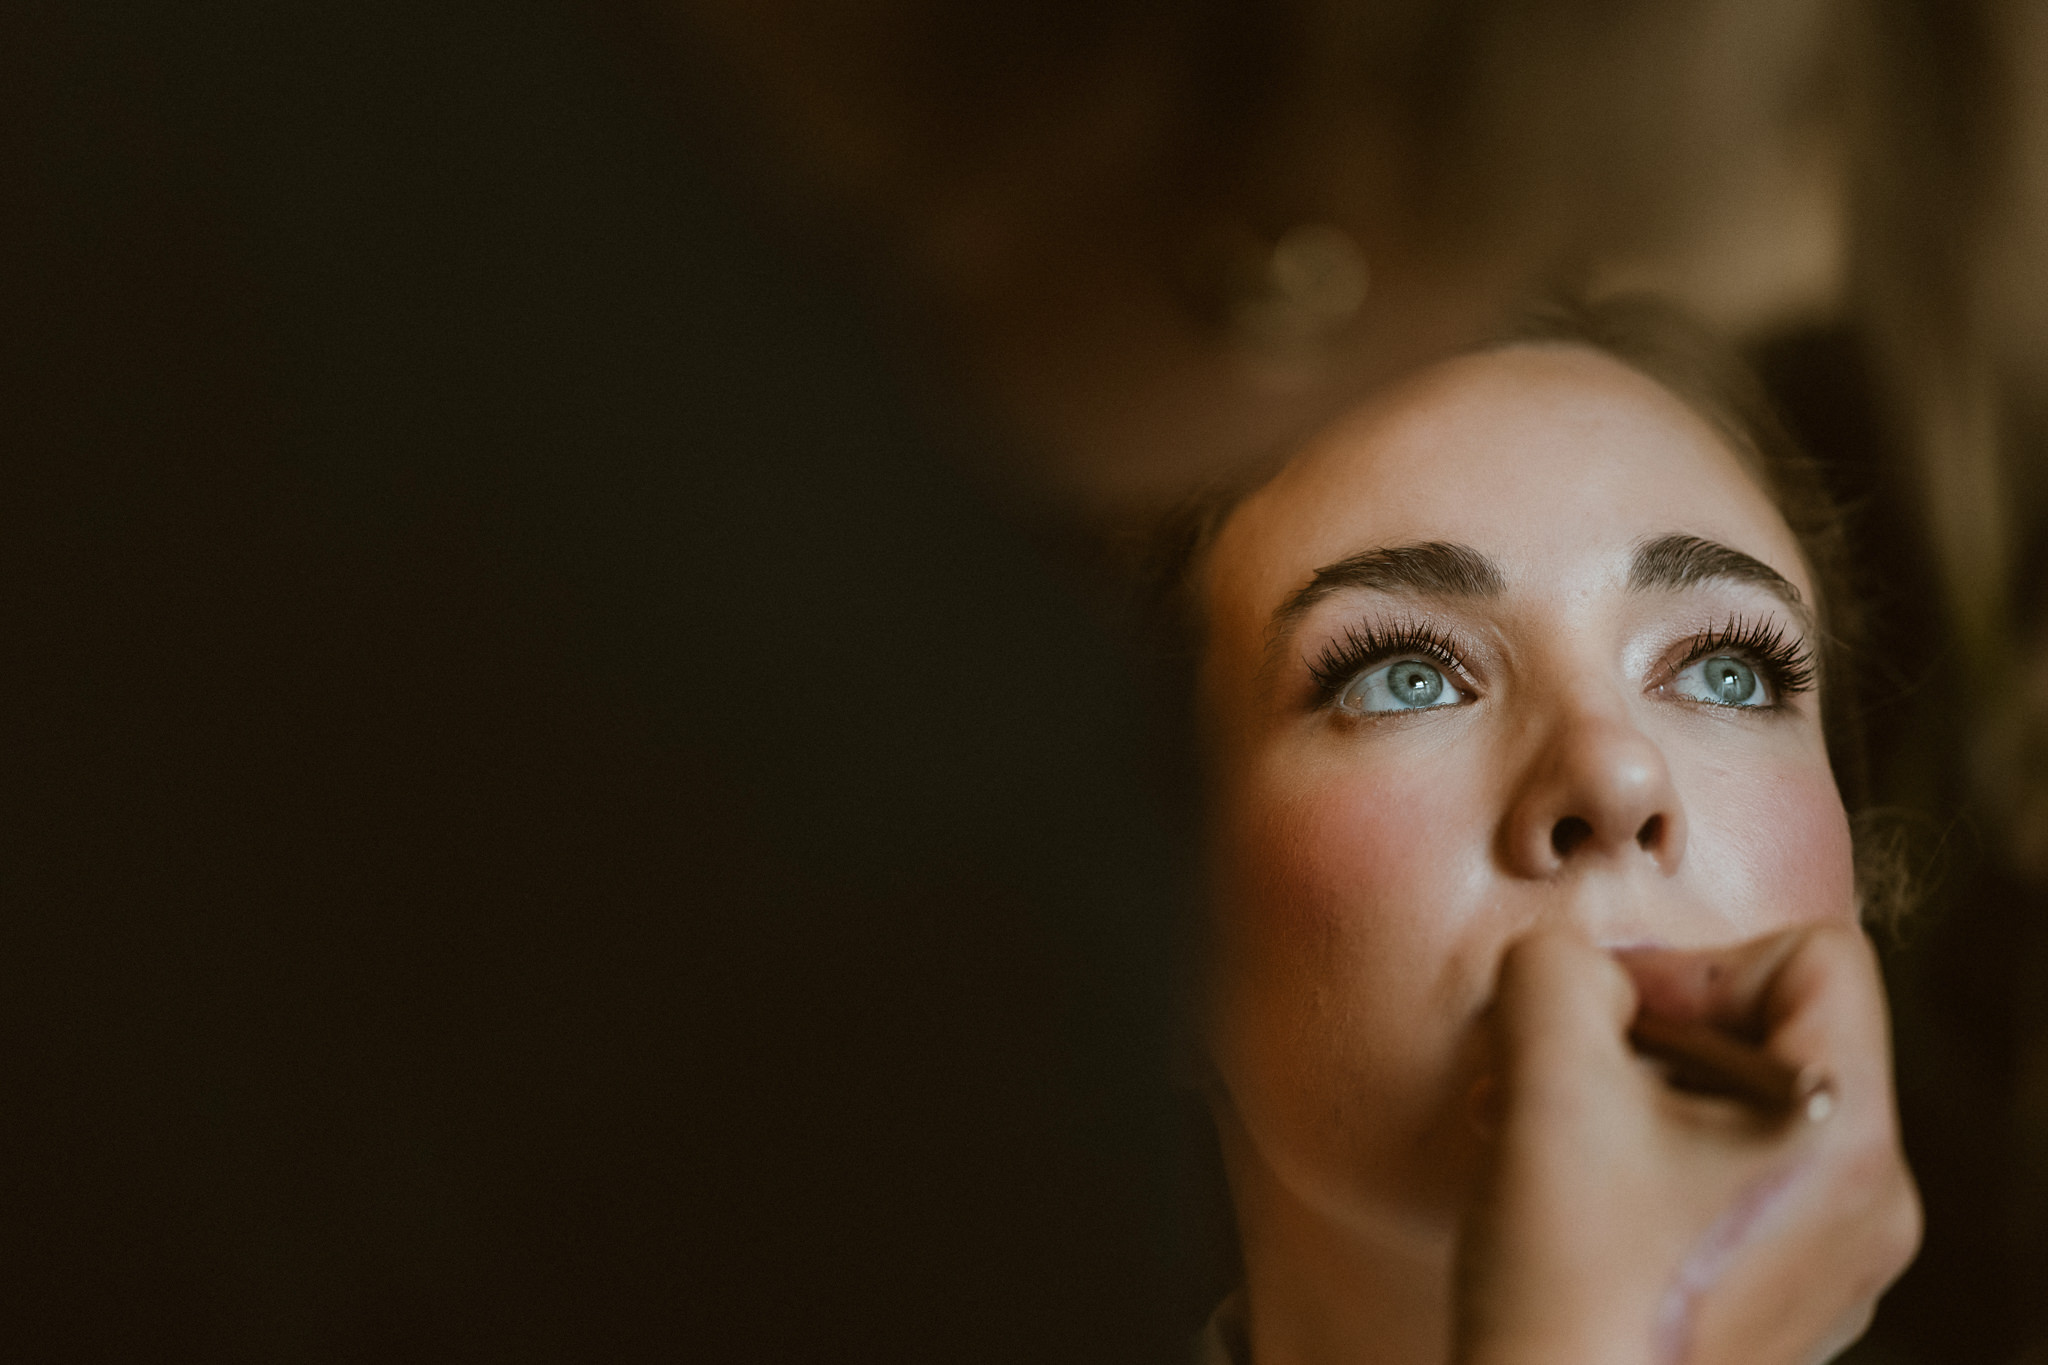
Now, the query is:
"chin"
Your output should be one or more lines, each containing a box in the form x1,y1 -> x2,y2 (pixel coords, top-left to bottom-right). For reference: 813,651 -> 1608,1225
1236,1061 -> 1487,1261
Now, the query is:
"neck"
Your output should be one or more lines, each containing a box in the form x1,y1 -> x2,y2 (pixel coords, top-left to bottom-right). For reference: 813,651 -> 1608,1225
1221,1120 -> 1455,1365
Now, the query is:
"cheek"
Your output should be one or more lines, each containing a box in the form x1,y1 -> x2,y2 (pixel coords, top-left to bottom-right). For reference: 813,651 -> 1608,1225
1213,755 -> 1485,968
1688,757 -> 1856,932
1206,752 -> 1497,1174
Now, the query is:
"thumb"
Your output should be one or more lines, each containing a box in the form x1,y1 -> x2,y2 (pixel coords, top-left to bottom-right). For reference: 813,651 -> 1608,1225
1491,928 -> 1639,1115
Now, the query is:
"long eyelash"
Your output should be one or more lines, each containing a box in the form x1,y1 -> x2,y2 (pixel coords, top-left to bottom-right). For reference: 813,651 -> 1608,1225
1308,621 -> 1466,701
1680,616 -> 1817,697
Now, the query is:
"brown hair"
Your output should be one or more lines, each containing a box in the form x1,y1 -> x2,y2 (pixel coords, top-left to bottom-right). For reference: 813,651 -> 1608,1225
1144,294 -> 1912,925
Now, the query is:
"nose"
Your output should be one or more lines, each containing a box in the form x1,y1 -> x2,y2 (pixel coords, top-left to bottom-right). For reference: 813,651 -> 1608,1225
1499,708 -> 1687,879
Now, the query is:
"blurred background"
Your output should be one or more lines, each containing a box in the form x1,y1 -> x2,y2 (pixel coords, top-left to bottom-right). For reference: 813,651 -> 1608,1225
6,0 -> 2046,1360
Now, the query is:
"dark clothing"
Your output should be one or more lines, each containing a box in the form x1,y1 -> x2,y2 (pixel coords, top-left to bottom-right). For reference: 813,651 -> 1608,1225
3,4 -> 1189,1360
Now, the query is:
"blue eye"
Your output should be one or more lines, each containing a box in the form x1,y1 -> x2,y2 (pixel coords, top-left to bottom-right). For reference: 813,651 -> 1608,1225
1673,654 -> 1764,707
1308,622 -> 1476,714
1336,658 -> 1467,714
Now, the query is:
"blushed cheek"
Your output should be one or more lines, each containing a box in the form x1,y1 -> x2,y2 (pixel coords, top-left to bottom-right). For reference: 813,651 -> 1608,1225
1217,767 -> 1468,950
1208,762 -> 1494,1221
1718,766 -> 1857,932
1210,763 -> 1486,1039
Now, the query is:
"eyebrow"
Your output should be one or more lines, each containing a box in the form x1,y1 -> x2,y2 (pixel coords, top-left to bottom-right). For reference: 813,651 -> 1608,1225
1627,533 -> 1809,625
1267,531 -> 1810,649
1271,540 -> 1504,640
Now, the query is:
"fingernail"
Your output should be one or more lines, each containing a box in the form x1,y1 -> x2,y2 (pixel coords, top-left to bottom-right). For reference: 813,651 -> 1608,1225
1796,1067 -> 1836,1124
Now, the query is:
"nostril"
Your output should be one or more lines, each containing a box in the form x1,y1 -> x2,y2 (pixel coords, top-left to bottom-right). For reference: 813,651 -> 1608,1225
1636,813 -> 1664,849
1551,816 -> 1593,858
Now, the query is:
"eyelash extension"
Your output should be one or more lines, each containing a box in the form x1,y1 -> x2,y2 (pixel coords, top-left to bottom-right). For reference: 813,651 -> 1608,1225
1677,616 -> 1817,699
1308,621 -> 1467,702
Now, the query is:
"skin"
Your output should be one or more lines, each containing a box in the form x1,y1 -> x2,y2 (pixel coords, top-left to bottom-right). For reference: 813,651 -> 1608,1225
1197,344 -> 1896,1364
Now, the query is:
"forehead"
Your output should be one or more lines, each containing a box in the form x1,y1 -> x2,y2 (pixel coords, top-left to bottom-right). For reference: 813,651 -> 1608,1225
1205,344 -> 1811,636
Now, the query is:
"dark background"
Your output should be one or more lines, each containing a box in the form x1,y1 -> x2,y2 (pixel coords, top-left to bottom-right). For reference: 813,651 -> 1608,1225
3,4 -> 1199,1359
1760,328 -> 2048,1365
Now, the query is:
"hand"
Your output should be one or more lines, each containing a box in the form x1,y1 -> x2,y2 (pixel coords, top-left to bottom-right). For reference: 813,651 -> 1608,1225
1452,925 -> 1921,1365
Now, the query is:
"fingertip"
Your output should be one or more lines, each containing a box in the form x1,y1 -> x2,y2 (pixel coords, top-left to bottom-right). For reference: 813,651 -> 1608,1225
1496,927 -> 1637,1037
1761,922 -> 1892,1058
1612,944 -> 1715,1021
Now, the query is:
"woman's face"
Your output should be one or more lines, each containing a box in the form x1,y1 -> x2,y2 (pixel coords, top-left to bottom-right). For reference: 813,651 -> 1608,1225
1200,343 -> 1855,1250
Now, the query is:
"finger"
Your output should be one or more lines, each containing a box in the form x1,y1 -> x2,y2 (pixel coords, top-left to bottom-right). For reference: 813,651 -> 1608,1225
1620,927 -> 1895,1121
1749,926 -> 1893,1100
1492,928 -> 1638,1110
1613,928 -> 1808,1035
1646,925 -> 1884,1105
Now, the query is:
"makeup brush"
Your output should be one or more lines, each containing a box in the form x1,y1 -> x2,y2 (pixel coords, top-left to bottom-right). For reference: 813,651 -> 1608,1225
1628,1012 -> 1835,1122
